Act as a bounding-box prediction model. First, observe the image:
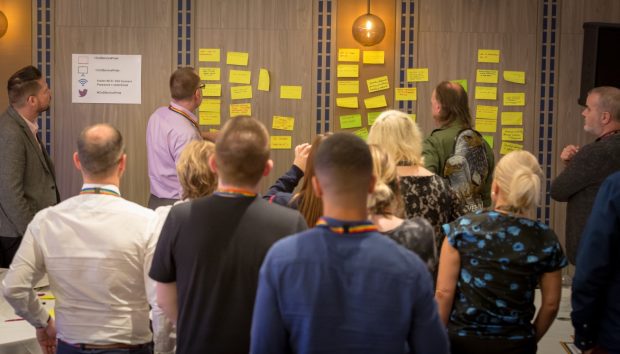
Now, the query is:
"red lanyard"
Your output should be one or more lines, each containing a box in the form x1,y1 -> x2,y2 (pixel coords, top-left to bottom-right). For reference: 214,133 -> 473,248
169,105 -> 200,133
315,217 -> 377,234
80,187 -> 120,197
215,187 -> 257,198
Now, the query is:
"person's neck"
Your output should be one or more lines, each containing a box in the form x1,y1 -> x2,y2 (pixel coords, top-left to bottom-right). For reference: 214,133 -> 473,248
82,175 -> 120,188
322,199 -> 368,222
13,105 -> 37,123
493,195 -> 527,217
217,181 -> 259,194
599,124 -> 620,138
172,99 -> 197,113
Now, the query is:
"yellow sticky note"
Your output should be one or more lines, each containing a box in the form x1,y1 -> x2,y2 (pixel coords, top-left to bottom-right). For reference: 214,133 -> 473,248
258,69 -> 270,91
501,111 -> 523,125
475,86 -> 498,100
367,76 -> 390,93
368,111 -> 381,125
476,105 -> 498,119
482,135 -> 494,148
340,114 -> 362,129
199,67 -> 220,81
203,84 -> 221,97
503,92 -> 525,106
353,127 -> 369,141
337,64 -> 359,78
338,48 -> 360,62
200,99 -> 221,112
407,68 -> 429,82
478,49 -> 500,63
475,118 -> 498,133
500,141 -> 523,155
363,51 -> 384,64
199,48 -> 220,62
229,70 -> 251,84
338,81 -> 359,94
364,95 -> 388,109
476,69 -> 499,84
336,96 -> 359,109
408,113 -> 417,122
272,116 -> 295,131
502,127 -> 524,141
280,85 -> 302,100
503,71 -> 526,84
199,111 -> 220,126
271,136 -> 292,150
395,87 -> 417,101
230,103 -> 251,117
226,51 -> 249,66
451,79 -> 468,93
231,85 -> 252,100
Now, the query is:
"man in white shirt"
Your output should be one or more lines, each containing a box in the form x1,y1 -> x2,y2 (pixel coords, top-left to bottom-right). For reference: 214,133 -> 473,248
2,124 -> 170,354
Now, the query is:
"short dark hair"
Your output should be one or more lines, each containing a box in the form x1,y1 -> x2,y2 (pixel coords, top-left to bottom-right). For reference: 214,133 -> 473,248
215,117 -> 270,187
434,80 -> 472,127
314,133 -> 373,196
7,66 -> 43,107
170,67 -> 201,100
77,124 -> 125,177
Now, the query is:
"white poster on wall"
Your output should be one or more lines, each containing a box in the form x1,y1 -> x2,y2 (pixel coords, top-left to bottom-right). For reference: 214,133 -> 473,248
71,54 -> 141,104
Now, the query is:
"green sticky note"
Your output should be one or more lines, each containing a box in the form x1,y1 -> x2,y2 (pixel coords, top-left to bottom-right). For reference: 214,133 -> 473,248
482,135 -> 494,148
353,127 -> 369,141
451,79 -> 468,93
339,114 -> 362,129
368,112 -> 381,126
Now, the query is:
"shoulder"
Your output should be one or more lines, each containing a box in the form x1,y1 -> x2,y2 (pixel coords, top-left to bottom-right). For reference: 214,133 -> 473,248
250,197 -> 303,220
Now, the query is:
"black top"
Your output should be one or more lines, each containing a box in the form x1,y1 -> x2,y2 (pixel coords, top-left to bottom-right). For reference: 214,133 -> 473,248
149,194 -> 307,354
382,218 -> 437,275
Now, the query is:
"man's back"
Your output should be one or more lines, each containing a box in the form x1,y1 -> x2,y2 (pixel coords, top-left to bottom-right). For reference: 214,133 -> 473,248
251,218 -> 449,354
150,194 -> 307,353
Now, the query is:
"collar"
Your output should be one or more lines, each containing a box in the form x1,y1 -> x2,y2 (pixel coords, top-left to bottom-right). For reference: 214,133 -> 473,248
316,216 -> 377,234
214,187 -> 257,198
80,183 -> 121,197
596,129 -> 620,142
17,111 -> 39,137
169,101 -> 198,123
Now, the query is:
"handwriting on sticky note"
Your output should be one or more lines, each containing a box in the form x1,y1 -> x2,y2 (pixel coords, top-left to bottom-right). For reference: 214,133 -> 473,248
482,135 -> 494,148
367,76 -> 390,93
502,127 -> 524,141
231,85 -> 252,100
337,64 -> 359,78
280,86 -> 302,99
199,48 -> 220,62
272,116 -> 295,131
363,51 -> 384,64
338,81 -> 359,94
364,95 -> 387,109
199,111 -> 220,126
476,105 -> 498,119
407,68 -> 429,82
271,136 -> 292,149
451,79 -> 468,93
395,87 -> 417,101
229,70 -> 251,84
475,118 -> 497,133
503,71 -> 525,84
501,111 -> 523,125
230,103 -> 251,117
340,114 -> 362,129
200,99 -> 221,112
226,51 -> 249,66
475,86 -> 497,100
336,97 -> 358,109
500,141 -> 523,155
203,84 -> 221,97
200,67 -> 220,81
368,111 -> 381,125
353,127 -> 369,141
476,69 -> 499,84
478,49 -> 500,63
503,92 -> 525,106
338,48 -> 360,62
258,69 -> 270,91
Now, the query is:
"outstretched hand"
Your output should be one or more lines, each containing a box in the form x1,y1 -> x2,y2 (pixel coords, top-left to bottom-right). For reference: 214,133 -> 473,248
293,143 -> 312,173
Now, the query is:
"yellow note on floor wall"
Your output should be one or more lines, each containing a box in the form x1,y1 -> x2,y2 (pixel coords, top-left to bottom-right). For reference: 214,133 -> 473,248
199,111 -> 220,126
340,114 -> 362,129
227,51 -> 249,66
476,105 -> 498,119
367,76 -> 389,93
478,49 -> 500,63
337,64 -> 359,78
353,127 -> 369,141
338,48 -> 360,62
338,81 -> 359,94
199,48 -> 220,62
475,118 -> 497,133
200,99 -> 221,112
500,141 -> 523,155
202,84 -> 222,97
364,95 -> 387,109
395,88 -> 417,101
272,116 -> 295,131
280,86 -> 302,100
367,111 -> 381,126
230,103 -> 251,117
336,97 -> 358,109
407,68 -> 429,82
231,85 -> 252,100
476,69 -> 499,84
271,136 -> 292,149
200,68 -> 220,81
475,86 -> 497,100
258,69 -> 270,91
363,51 -> 384,64
229,70 -> 251,84
503,93 -> 525,106
501,111 -> 523,125
503,71 -> 526,84
501,128 -> 524,141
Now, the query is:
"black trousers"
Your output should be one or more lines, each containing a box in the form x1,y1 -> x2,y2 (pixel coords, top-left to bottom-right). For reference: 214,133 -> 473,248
0,236 -> 22,268
147,194 -> 178,210
449,333 -> 537,354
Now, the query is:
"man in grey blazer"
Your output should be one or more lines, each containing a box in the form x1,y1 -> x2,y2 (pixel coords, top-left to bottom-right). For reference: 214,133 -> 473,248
0,65 -> 60,268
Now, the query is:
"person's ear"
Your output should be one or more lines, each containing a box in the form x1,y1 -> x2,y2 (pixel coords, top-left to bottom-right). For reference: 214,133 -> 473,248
311,176 -> 323,198
208,154 -> 218,174
117,154 -> 127,176
601,111 -> 611,125
368,174 -> 376,194
72,152 -> 82,171
263,159 -> 273,177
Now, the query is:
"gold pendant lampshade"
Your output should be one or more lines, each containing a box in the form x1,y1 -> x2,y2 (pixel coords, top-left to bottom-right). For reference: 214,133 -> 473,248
352,0 -> 385,47
0,11 -> 8,38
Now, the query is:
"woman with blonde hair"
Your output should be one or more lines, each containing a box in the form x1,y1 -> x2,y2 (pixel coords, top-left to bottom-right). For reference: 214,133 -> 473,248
435,150 -> 567,354
367,109 -> 466,250
367,144 -> 436,275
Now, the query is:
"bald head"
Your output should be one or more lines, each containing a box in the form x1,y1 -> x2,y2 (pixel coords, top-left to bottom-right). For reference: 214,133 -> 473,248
76,124 -> 125,177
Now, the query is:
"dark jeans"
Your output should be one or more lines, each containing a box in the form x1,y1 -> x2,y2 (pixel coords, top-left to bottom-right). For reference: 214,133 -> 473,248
0,236 -> 22,268
57,340 -> 153,354
147,194 -> 177,210
449,333 -> 537,354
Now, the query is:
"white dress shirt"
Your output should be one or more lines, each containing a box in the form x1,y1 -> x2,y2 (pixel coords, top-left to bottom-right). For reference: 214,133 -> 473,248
2,184 -> 164,346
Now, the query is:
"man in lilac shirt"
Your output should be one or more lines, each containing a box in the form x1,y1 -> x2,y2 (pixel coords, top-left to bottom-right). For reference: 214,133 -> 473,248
146,67 -> 204,209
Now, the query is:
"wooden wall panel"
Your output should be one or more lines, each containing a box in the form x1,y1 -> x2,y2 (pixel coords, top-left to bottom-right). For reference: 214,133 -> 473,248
194,0 -> 314,192
53,0 -> 173,205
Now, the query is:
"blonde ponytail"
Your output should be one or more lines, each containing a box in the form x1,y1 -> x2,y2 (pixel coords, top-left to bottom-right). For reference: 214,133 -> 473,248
367,144 -> 403,216
494,151 -> 543,213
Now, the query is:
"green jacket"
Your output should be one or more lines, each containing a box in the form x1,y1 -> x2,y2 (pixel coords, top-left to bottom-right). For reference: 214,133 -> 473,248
422,121 -> 495,207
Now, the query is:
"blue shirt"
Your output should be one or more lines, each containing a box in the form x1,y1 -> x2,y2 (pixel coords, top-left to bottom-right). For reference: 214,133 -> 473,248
250,217 -> 449,354
572,171 -> 620,352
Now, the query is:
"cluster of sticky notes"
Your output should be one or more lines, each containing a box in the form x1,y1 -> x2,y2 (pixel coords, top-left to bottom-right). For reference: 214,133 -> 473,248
475,105 -> 498,133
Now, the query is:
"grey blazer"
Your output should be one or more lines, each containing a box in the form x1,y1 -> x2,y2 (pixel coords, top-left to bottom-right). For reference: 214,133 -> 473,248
0,106 -> 60,238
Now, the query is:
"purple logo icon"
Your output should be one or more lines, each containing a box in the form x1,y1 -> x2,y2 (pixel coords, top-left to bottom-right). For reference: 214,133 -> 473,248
78,89 -> 88,97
